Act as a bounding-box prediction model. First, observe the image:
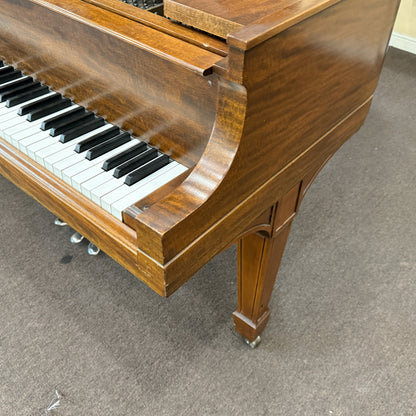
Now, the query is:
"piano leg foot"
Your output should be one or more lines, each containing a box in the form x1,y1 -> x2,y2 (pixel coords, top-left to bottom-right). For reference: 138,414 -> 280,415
54,218 -> 67,227
70,232 -> 84,244
87,242 -> 100,256
244,336 -> 261,349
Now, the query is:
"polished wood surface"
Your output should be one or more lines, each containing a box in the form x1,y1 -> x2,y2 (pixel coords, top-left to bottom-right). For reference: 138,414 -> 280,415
83,0 -> 228,55
164,0 -> 341,39
233,165 -> 333,341
227,0 -> 341,50
0,0 -> 400,342
135,0 -> 400,265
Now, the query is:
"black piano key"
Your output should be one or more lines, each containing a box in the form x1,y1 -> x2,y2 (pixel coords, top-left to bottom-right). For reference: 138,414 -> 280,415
0,61 -> 3,68
0,76 -> 34,95
18,92 -> 62,116
0,70 -> 22,85
6,85 -> 50,107
59,117 -> 105,143
125,154 -> 170,186
0,81 -> 40,102
49,111 -> 95,137
113,147 -> 157,178
74,126 -> 120,153
102,142 -> 147,171
41,107 -> 85,130
86,132 -> 131,160
0,66 -> 14,75
27,98 -> 72,121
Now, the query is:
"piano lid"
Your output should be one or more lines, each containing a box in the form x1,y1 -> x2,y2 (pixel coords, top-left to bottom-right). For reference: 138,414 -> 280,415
164,0 -> 342,39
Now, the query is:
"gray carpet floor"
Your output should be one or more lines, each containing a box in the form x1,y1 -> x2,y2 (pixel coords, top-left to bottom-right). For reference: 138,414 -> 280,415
0,47 -> 415,416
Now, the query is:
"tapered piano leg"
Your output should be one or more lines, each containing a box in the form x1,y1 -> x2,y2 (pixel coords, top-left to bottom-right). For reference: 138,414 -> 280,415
233,220 -> 293,346
233,168 -> 323,346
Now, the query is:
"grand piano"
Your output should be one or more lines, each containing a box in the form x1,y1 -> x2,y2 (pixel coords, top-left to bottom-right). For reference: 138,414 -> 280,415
0,0 -> 400,346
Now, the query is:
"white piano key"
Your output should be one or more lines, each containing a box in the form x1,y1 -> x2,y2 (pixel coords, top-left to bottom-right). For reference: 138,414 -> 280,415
0,92 -> 55,123
68,142 -> 139,191
16,113 -> 104,157
9,105 -> 79,147
110,163 -> 188,220
69,143 -> 139,192
0,91 -> 65,121
34,123 -> 113,166
35,139 -> 80,166
43,125 -> 115,171
18,131 -> 50,154
101,162 -> 181,213
86,146 -> 153,202
80,168 -> 119,199
0,108 -> 27,124
63,141 -> 137,187
90,176 -> 125,204
0,92 -> 57,130
51,152 -> 86,177
0,99 -> 20,112
25,136 -> 57,160
11,103 -> 77,135
22,123 -> 115,167
0,117 -> 30,138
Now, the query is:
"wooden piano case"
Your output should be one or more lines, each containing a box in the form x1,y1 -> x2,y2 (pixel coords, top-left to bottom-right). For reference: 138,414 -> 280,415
0,0 -> 400,345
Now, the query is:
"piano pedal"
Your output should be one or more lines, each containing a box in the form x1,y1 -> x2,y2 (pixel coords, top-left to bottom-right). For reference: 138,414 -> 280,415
87,242 -> 100,256
244,336 -> 261,349
54,218 -> 67,227
69,231 -> 100,255
70,232 -> 84,244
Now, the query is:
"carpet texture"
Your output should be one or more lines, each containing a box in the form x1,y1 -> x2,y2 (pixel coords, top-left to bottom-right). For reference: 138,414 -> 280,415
0,48 -> 415,416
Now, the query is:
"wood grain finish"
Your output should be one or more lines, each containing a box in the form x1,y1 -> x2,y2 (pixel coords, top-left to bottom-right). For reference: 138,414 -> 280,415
164,0 -> 341,39
0,0 -> 400,342
83,0 -> 228,56
234,222 -> 293,341
233,174 -> 324,341
227,0 -> 342,50
133,0 -> 399,265
160,98 -> 374,296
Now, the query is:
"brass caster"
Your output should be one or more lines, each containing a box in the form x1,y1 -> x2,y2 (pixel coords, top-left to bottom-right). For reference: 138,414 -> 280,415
54,218 -> 67,227
70,232 -> 84,244
87,242 -> 100,256
244,336 -> 261,349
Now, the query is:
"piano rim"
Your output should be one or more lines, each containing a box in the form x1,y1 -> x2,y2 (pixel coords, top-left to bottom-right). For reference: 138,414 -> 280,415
0,96 -> 374,298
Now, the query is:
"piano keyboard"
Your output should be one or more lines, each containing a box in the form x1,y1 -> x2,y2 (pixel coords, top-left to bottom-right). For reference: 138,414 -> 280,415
0,61 -> 188,221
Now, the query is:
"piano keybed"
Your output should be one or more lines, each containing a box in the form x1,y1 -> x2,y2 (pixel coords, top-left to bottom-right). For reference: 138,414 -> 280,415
0,61 -> 188,221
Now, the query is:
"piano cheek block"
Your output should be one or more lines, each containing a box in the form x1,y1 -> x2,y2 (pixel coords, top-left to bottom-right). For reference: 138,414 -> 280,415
0,0 -> 400,346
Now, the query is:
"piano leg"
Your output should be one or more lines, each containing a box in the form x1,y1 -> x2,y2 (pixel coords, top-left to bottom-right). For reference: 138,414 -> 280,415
233,217 -> 294,347
233,165 -> 329,346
